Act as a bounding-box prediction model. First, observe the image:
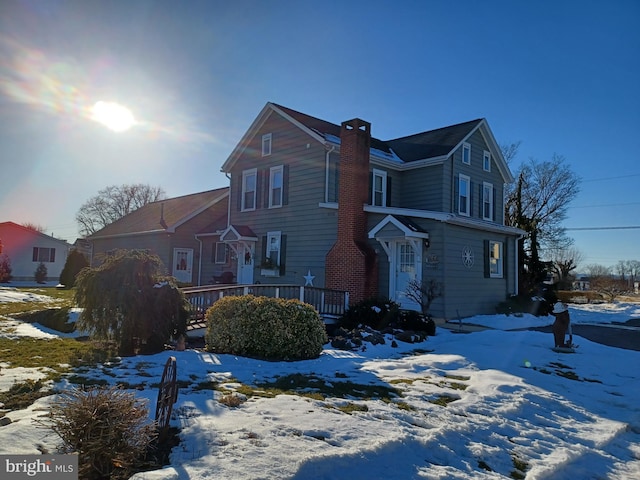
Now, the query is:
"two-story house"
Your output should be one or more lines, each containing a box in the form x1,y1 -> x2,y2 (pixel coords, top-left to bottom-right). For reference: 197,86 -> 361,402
218,103 -> 523,319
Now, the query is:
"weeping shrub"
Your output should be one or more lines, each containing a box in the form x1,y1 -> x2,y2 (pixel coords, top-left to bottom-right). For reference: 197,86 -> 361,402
205,295 -> 327,360
75,249 -> 189,356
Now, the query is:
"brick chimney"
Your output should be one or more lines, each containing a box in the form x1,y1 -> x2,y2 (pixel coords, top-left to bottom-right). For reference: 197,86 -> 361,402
325,118 -> 378,304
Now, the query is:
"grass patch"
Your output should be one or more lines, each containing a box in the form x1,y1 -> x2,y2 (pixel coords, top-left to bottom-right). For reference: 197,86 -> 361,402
555,370 -> 580,381
336,402 -> 368,414
428,394 -> 459,407
510,455 -> 528,479
259,373 -> 402,401
66,375 -> 109,387
0,379 -> 51,410
0,288 -> 76,317
478,460 -> 492,471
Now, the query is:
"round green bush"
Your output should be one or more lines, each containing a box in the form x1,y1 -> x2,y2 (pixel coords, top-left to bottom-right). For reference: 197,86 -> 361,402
205,295 -> 328,360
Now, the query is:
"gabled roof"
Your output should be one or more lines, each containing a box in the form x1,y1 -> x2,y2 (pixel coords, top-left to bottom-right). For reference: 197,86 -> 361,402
0,221 -> 72,247
385,119 -> 483,162
222,102 -> 513,182
88,187 -> 229,239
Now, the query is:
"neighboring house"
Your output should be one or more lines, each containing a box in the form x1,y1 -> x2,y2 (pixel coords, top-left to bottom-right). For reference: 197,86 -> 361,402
572,276 -> 590,291
0,221 -> 72,282
218,102 -> 524,319
87,188 -> 229,286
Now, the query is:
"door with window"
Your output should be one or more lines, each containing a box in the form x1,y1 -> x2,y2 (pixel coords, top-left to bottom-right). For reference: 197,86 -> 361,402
237,243 -> 254,284
393,241 -> 421,310
173,248 -> 193,284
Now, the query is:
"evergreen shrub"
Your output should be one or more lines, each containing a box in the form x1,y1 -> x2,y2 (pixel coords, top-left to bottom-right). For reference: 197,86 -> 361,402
0,253 -> 11,283
337,297 -> 401,330
205,295 -> 327,361
59,249 -> 89,288
35,262 -> 48,283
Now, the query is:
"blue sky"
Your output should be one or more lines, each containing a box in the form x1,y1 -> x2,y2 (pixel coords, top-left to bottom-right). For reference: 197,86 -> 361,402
1,0 -> 638,269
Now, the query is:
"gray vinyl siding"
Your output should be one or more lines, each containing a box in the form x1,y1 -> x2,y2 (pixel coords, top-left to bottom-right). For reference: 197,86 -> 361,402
229,111 -> 338,287
439,224 -> 512,319
396,165 -> 445,211
450,130 -> 506,223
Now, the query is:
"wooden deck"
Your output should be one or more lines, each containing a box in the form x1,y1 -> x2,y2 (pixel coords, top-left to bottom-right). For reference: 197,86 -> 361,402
181,284 -> 349,330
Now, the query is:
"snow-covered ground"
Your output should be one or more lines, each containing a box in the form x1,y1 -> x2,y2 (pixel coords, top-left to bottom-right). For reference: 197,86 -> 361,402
1,288 -> 639,479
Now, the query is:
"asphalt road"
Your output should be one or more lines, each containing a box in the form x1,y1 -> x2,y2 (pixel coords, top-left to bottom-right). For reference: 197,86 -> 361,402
530,322 -> 640,352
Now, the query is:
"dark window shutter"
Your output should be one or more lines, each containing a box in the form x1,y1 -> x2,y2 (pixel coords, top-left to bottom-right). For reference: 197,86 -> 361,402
484,240 -> 490,278
368,171 -> 373,204
279,235 -> 287,276
386,176 -> 392,207
503,240 -> 508,282
256,170 -> 263,209
282,165 -> 290,206
32,247 -> 38,262
453,177 -> 459,213
261,236 -> 267,265
469,181 -> 474,217
236,175 -> 242,211
493,187 -> 497,221
50,249 -> 55,263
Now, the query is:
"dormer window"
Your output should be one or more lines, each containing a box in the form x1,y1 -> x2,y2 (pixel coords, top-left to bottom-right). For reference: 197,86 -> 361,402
262,133 -> 272,156
462,142 -> 471,165
483,150 -> 491,172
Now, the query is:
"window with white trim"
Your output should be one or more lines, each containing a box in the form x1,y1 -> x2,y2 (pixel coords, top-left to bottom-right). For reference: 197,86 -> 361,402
269,165 -> 283,208
458,174 -> 470,216
462,142 -> 471,165
372,169 -> 387,207
483,150 -> 491,172
241,168 -> 257,211
262,133 -> 272,156
214,242 -> 227,264
32,247 -> 55,263
483,182 -> 494,221
489,241 -> 503,278
266,231 -> 281,267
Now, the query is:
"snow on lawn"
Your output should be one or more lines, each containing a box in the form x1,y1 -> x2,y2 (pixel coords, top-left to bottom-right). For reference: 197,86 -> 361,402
1,296 -> 639,479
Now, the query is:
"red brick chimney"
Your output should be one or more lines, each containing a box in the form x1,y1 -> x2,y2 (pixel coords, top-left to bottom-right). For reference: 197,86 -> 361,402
325,118 -> 378,304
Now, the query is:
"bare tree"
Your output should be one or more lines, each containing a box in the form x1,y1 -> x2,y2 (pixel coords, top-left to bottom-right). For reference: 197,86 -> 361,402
405,278 -> 443,317
76,184 -> 166,237
504,152 -> 581,293
550,246 -> 584,290
22,223 -> 46,233
585,263 -> 611,279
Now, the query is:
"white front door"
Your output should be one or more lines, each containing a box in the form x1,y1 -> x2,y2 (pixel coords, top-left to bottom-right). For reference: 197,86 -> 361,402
237,242 -> 254,284
392,241 -> 421,310
172,248 -> 193,284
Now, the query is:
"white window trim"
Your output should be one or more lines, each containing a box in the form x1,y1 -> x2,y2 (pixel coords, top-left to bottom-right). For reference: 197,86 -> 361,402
462,142 -> 471,165
266,231 -> 282,267
241,168 -> 257,211
458,174 -> 470,216
262,133 -> 272,157
483,150 -> 491,172
269,165 -> 284,208
489,241 -> 503,278
483,182 -> 494,221
372,168 -> 387,207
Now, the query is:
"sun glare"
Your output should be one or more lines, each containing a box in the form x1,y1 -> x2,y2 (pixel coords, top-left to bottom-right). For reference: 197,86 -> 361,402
91,101 -> 136,132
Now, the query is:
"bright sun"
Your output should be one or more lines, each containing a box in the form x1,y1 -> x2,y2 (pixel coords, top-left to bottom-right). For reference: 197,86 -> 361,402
90,101 -> 136,132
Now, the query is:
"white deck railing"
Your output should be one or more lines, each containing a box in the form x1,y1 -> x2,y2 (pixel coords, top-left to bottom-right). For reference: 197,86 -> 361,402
181,284 -> 349,328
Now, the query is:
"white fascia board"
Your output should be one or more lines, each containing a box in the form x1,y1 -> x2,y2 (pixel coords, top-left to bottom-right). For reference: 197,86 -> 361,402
368,214 -> 429,240
446,215 -> 525,235
270,104 -> 326,144
477,121 -> 514,183
365,205 -> 453,222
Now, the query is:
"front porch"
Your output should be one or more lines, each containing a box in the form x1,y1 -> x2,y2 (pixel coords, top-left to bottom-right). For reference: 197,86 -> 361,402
181,284 -> 350,330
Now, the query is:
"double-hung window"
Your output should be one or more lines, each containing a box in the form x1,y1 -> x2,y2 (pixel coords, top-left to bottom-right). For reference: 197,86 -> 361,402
489,241 -> 503,278
458,174 -> 470,216
483,182 -> 494,221
241,168 -> 257,211
269,165 -> 283,208
462,142 -> 471,165
483,150 -> 491,172
372,169 -> 387,207
32,247 -> 55,263
262,133 -> 272,156
266,231 -> 281,267
213,242 -> 227,264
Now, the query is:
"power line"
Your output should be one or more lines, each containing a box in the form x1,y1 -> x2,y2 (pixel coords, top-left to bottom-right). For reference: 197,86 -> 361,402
582,173 -> 640,183
566,226 -> 640,231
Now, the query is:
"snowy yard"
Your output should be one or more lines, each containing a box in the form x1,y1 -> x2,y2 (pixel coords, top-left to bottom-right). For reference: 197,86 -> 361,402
1,287 -> 639,479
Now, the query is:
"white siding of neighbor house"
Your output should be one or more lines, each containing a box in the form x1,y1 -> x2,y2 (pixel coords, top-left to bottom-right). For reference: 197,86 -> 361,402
0,223 -> 70,281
